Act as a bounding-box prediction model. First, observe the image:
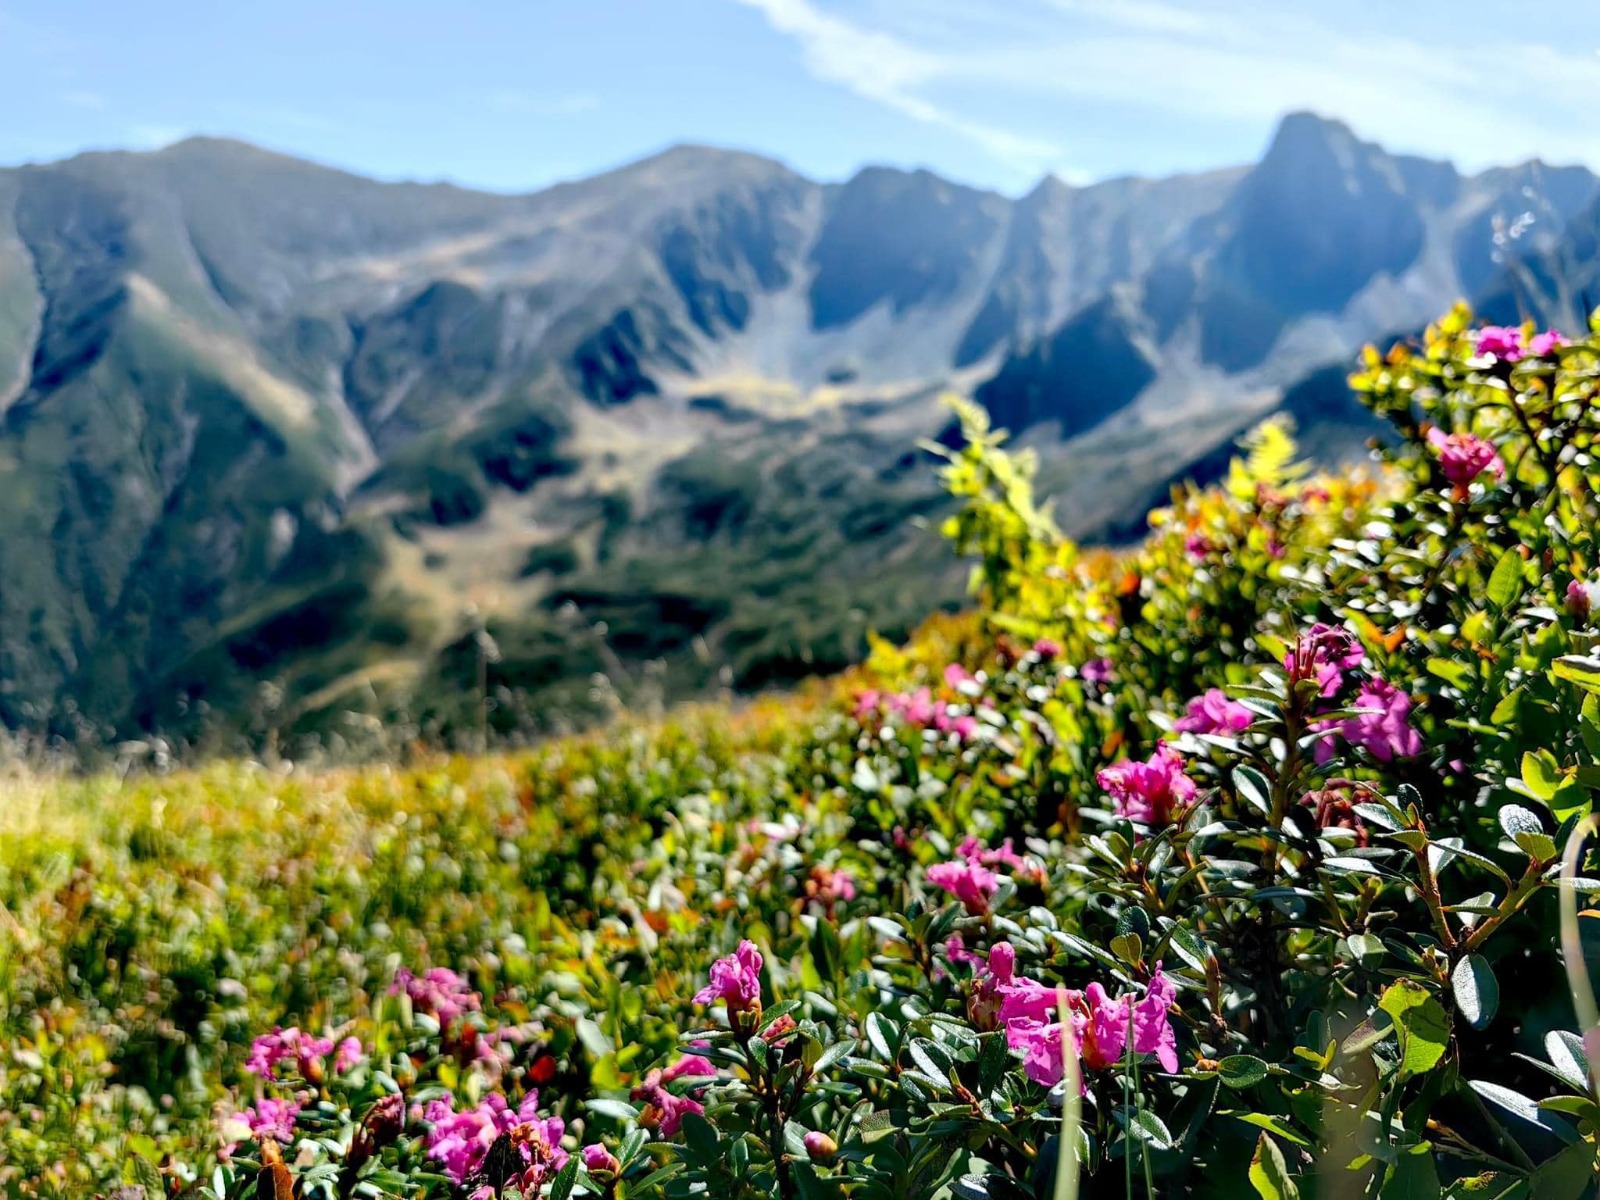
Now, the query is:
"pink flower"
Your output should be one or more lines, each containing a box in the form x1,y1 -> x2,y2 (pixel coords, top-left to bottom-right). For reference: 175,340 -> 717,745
999,968 -> 1179,1087
1184,533 -> 1213,559
582,1143 -> 621,1174
334,1036 -> 365,1074
853,690 -> 881,721
660,1054 -> 717,1083
1284,623 -> 1363,698
944,933 -> 983,969
1080,658 -> 1114,686
631,1071 -> 707,1136
1339,679 -> 1423,762
1097,743 -> 1196,825
241,1096 -> 302,1144
944,663 -> 977,691
1529,329 -> 1566,357
246,1027 -> 356,1081
392,967 -> 481,1026
1567,579 -> 1598,622
968,941 -> 1016,1029
693,941 -> 763,1013
805,864 -> 857,915
1009,1015 -> 1070,1088
423,1092 -> 566,1186
1032,639 -> 1062,660
1173,689 -> 1253,735
926,859 -> 999,914
1476,325 -> 1525,361
934,710 -> 979,741
1427,428 -> 1505,489
956,836 -> 1025,870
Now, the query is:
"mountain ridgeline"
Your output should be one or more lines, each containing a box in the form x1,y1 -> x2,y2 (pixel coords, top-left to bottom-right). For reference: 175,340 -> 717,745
0,112 -> 1595,742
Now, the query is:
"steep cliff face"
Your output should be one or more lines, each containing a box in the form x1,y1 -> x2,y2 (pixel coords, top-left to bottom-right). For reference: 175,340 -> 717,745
0,115 -> 1594,738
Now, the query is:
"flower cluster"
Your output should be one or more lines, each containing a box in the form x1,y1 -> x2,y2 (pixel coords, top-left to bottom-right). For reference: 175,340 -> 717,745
972,944 -> 1179,1087
692,940 -> 764,1014
1474,324 -> 1564,362
392,966 -> 482,1026
421,1091 -> 566,1193
1427,427 -> 1505,491
1097,743 -> 1197,825
1174,688 -> 1253,735
245,1026 -> 364,1082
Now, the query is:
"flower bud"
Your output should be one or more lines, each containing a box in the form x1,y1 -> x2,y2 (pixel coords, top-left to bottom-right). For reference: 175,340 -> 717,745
1567,579 -> 1597,623
347,1093 -> 404,1172
581,1143 -> 621,1176
802,1131 -> 838,1163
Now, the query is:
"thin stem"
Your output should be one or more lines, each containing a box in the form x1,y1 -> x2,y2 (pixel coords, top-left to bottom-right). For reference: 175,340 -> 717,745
1559,815 -> 1600,1099
1054,988 -> 1081,1200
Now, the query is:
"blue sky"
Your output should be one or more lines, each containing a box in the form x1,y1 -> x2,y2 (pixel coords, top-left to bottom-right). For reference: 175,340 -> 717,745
4,0 -> 1599,195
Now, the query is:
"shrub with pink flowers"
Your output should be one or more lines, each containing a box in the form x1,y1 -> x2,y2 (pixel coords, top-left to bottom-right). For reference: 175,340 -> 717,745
14,307 -> 1600,1200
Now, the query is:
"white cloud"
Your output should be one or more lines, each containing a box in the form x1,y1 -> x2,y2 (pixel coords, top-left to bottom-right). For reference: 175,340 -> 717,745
734,0 -> 1064,180
733,0 -> 1600,180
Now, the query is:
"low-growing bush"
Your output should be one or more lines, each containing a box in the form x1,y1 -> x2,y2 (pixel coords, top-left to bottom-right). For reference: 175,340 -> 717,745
5,307 -> 1600,1198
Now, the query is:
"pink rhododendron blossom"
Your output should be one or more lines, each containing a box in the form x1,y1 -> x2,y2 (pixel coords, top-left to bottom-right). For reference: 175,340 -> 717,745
968,941 -> 1016,1029
805,864 -> 857,915
926,858 -> 999,914
944,663 -> 977,691
392,967 -> 481,1026
423,1092 -> 565,1186
631,1070 -> 707,1136
246,1027 -> 361,1081
660,1054 -> 716,1083
693,940 -> 763,1013
853,690 -> 881,721
1032,638 -> 1062,660
1174,689 -> 1253,735
1080,658 -> 1113,685
1529,329 -> 1566,357
1475,325 -> 1525,360
956,835 -> 1025,870
1427,428 -> 1505,489
944,933 -> 983,969
1284,623 -> 1363,698
997,966 -> 1179,1087
582,1143 -> 621,1174
933,710 -> 979,741
1097,743 -> 1197,825
242,1096 -> 302,1144
1009,1013 -> 1070,1087
1567,579 -> 1600,622
1339,679 -> 1423,762
333,1036 -> 365,1074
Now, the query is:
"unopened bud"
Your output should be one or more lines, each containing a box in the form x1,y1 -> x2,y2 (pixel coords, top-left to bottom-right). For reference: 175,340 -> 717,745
581,1143 -> 621,1176
802,1131 -> 838,1163
1567,579 -> 1598,623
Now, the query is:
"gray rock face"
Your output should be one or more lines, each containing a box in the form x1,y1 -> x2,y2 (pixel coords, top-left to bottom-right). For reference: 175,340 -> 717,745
0,116 -> 1594,738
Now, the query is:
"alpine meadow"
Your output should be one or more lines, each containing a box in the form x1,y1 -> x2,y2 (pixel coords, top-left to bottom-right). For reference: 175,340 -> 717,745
6,8 -> 1600,1197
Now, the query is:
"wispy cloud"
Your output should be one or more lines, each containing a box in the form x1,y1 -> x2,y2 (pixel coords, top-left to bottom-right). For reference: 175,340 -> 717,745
733,0 -> 1600,181
733,0 -> 1064,180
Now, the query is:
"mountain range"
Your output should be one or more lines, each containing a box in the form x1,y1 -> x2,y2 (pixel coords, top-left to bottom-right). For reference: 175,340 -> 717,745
1,112 -> 1595,741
